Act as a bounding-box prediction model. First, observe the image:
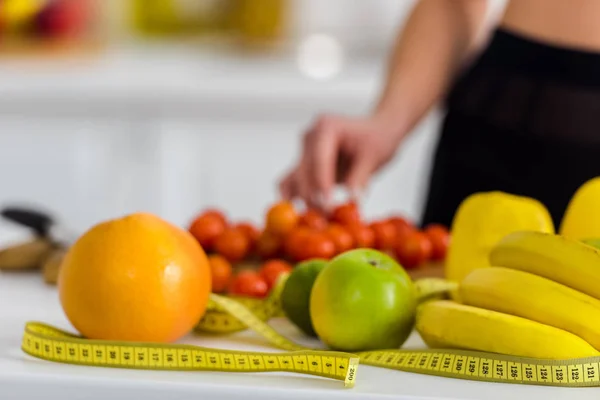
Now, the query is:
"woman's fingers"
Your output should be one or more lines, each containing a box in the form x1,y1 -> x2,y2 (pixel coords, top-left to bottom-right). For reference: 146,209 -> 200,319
309,117 -> 341,210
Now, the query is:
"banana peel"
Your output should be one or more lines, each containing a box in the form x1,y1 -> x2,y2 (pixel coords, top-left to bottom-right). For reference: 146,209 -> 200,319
0,239 -> 55,271
42,248 -> 67,285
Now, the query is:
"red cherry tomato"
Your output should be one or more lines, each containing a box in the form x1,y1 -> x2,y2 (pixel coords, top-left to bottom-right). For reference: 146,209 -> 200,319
424,224 -> 451,261
259,259 -> 293,289
369,220 -> 397,251
325,224 -> 354,254
298,209 -> 328,231
330,202 -> 361,226
228,270 -> 269,298
395,231 -> 433,269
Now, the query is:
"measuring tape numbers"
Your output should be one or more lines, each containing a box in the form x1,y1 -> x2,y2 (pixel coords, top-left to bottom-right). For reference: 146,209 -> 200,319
22,321 -> 359,387
20,276 -> 600,388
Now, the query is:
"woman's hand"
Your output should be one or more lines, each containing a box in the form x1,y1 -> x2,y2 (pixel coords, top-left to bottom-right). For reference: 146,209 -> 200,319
279,113 -> 403,211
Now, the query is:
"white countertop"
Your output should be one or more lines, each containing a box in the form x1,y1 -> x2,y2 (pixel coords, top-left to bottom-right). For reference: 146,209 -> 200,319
0,227 -> 598,399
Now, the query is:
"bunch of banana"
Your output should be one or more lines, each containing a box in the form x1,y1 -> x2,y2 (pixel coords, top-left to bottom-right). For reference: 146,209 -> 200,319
416,231 -> 600,359
0,239 -> 67,284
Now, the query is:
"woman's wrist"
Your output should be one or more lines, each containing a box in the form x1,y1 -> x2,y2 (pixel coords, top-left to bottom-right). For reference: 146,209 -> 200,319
371,100 -> 411,145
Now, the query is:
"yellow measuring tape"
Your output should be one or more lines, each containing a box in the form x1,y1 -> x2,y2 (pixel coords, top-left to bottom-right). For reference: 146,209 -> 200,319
20,277 -> 600,388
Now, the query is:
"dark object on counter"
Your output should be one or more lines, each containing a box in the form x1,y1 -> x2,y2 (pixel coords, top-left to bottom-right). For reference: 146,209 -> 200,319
1,207 -> 55,238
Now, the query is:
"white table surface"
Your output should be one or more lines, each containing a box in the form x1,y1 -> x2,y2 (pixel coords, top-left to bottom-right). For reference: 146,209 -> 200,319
0,228 -> 598,400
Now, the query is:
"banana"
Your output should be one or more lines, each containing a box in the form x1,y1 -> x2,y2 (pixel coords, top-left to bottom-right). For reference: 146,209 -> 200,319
42,248 -> 67,285
460,267 -> 600,350
489,231 -> 600,299
415,300 -> 599,359
0,239 -> 55,270
414,278 -> 458,303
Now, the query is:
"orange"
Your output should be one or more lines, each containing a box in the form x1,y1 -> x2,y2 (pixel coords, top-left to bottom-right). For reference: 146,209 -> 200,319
265,201 -> 298,236
208,254 -> 233,293
58,212 -> 211,343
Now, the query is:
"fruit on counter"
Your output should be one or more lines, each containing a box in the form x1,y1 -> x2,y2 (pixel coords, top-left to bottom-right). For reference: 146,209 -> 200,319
189,213 -> 226,251
0,238 -> 55,270
582,237 -> 600,250
345,223 -> 375,249
0,0 -> 45,33
325,223 -> 354,254
208,254 -> 233,293
298,209 -> 328,231
416,300 -> 599,359
201,208 -> 229,226
34,0 -> 91,38
423,224 -> 450,261
234,222 -> 260,251
295,231 -> 336,261
460,266 -> 600,350
228,270 -> 268,298
560,177 -> 600,240
187,202 -> 449,269
310,249 -> 416,352
265,201 -> 298,236
42,248 -> 67,285
58,212 -> 211,343
388,216 -> 416,238
489,230 -> 600,300
255,230 -> 282,259
330,201 -> 361,226
213,227 -> 250,263
369,220 -> 397,252
413,277 -> 458,303
283,226 -> 311,260
394,231 -> 433,269
258,259 -> 292,289
280,258 -> 328,337
445,191 -> 554,283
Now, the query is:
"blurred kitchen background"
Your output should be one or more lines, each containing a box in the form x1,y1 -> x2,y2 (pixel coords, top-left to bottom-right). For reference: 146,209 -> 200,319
0,0 -> 506,239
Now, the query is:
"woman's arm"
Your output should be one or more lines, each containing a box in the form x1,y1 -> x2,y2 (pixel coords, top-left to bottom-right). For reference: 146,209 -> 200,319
373,0 -> 495,140
279,0 -> 500,207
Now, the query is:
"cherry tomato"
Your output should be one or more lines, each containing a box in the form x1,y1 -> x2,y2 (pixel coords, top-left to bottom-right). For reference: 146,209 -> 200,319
213,228 -> 250,263
228,270 -> 269,298
189,214 -> 226,251
325,223 -> 354,254
298,209 -> 328,231
235,222 -> 260,251
346,223 -> 375,248
208,254 -> 233,293
265,201 -> 298,236
256,230 -> 282,259
199,208 -> 228,226
330,201 -> 361,226
369,220 -> 397,251
424,224 -> 451,260
395,231 -> 433,269
259,259 -> 293,289
283,227 -> 313,261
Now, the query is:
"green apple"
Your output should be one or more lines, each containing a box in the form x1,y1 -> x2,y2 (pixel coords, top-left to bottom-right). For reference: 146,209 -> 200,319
310,249 -> 416,352
281,258 -> 328,337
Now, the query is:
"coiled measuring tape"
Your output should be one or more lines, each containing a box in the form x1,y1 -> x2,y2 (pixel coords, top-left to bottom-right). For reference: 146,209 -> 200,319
21,277 -> 600,388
